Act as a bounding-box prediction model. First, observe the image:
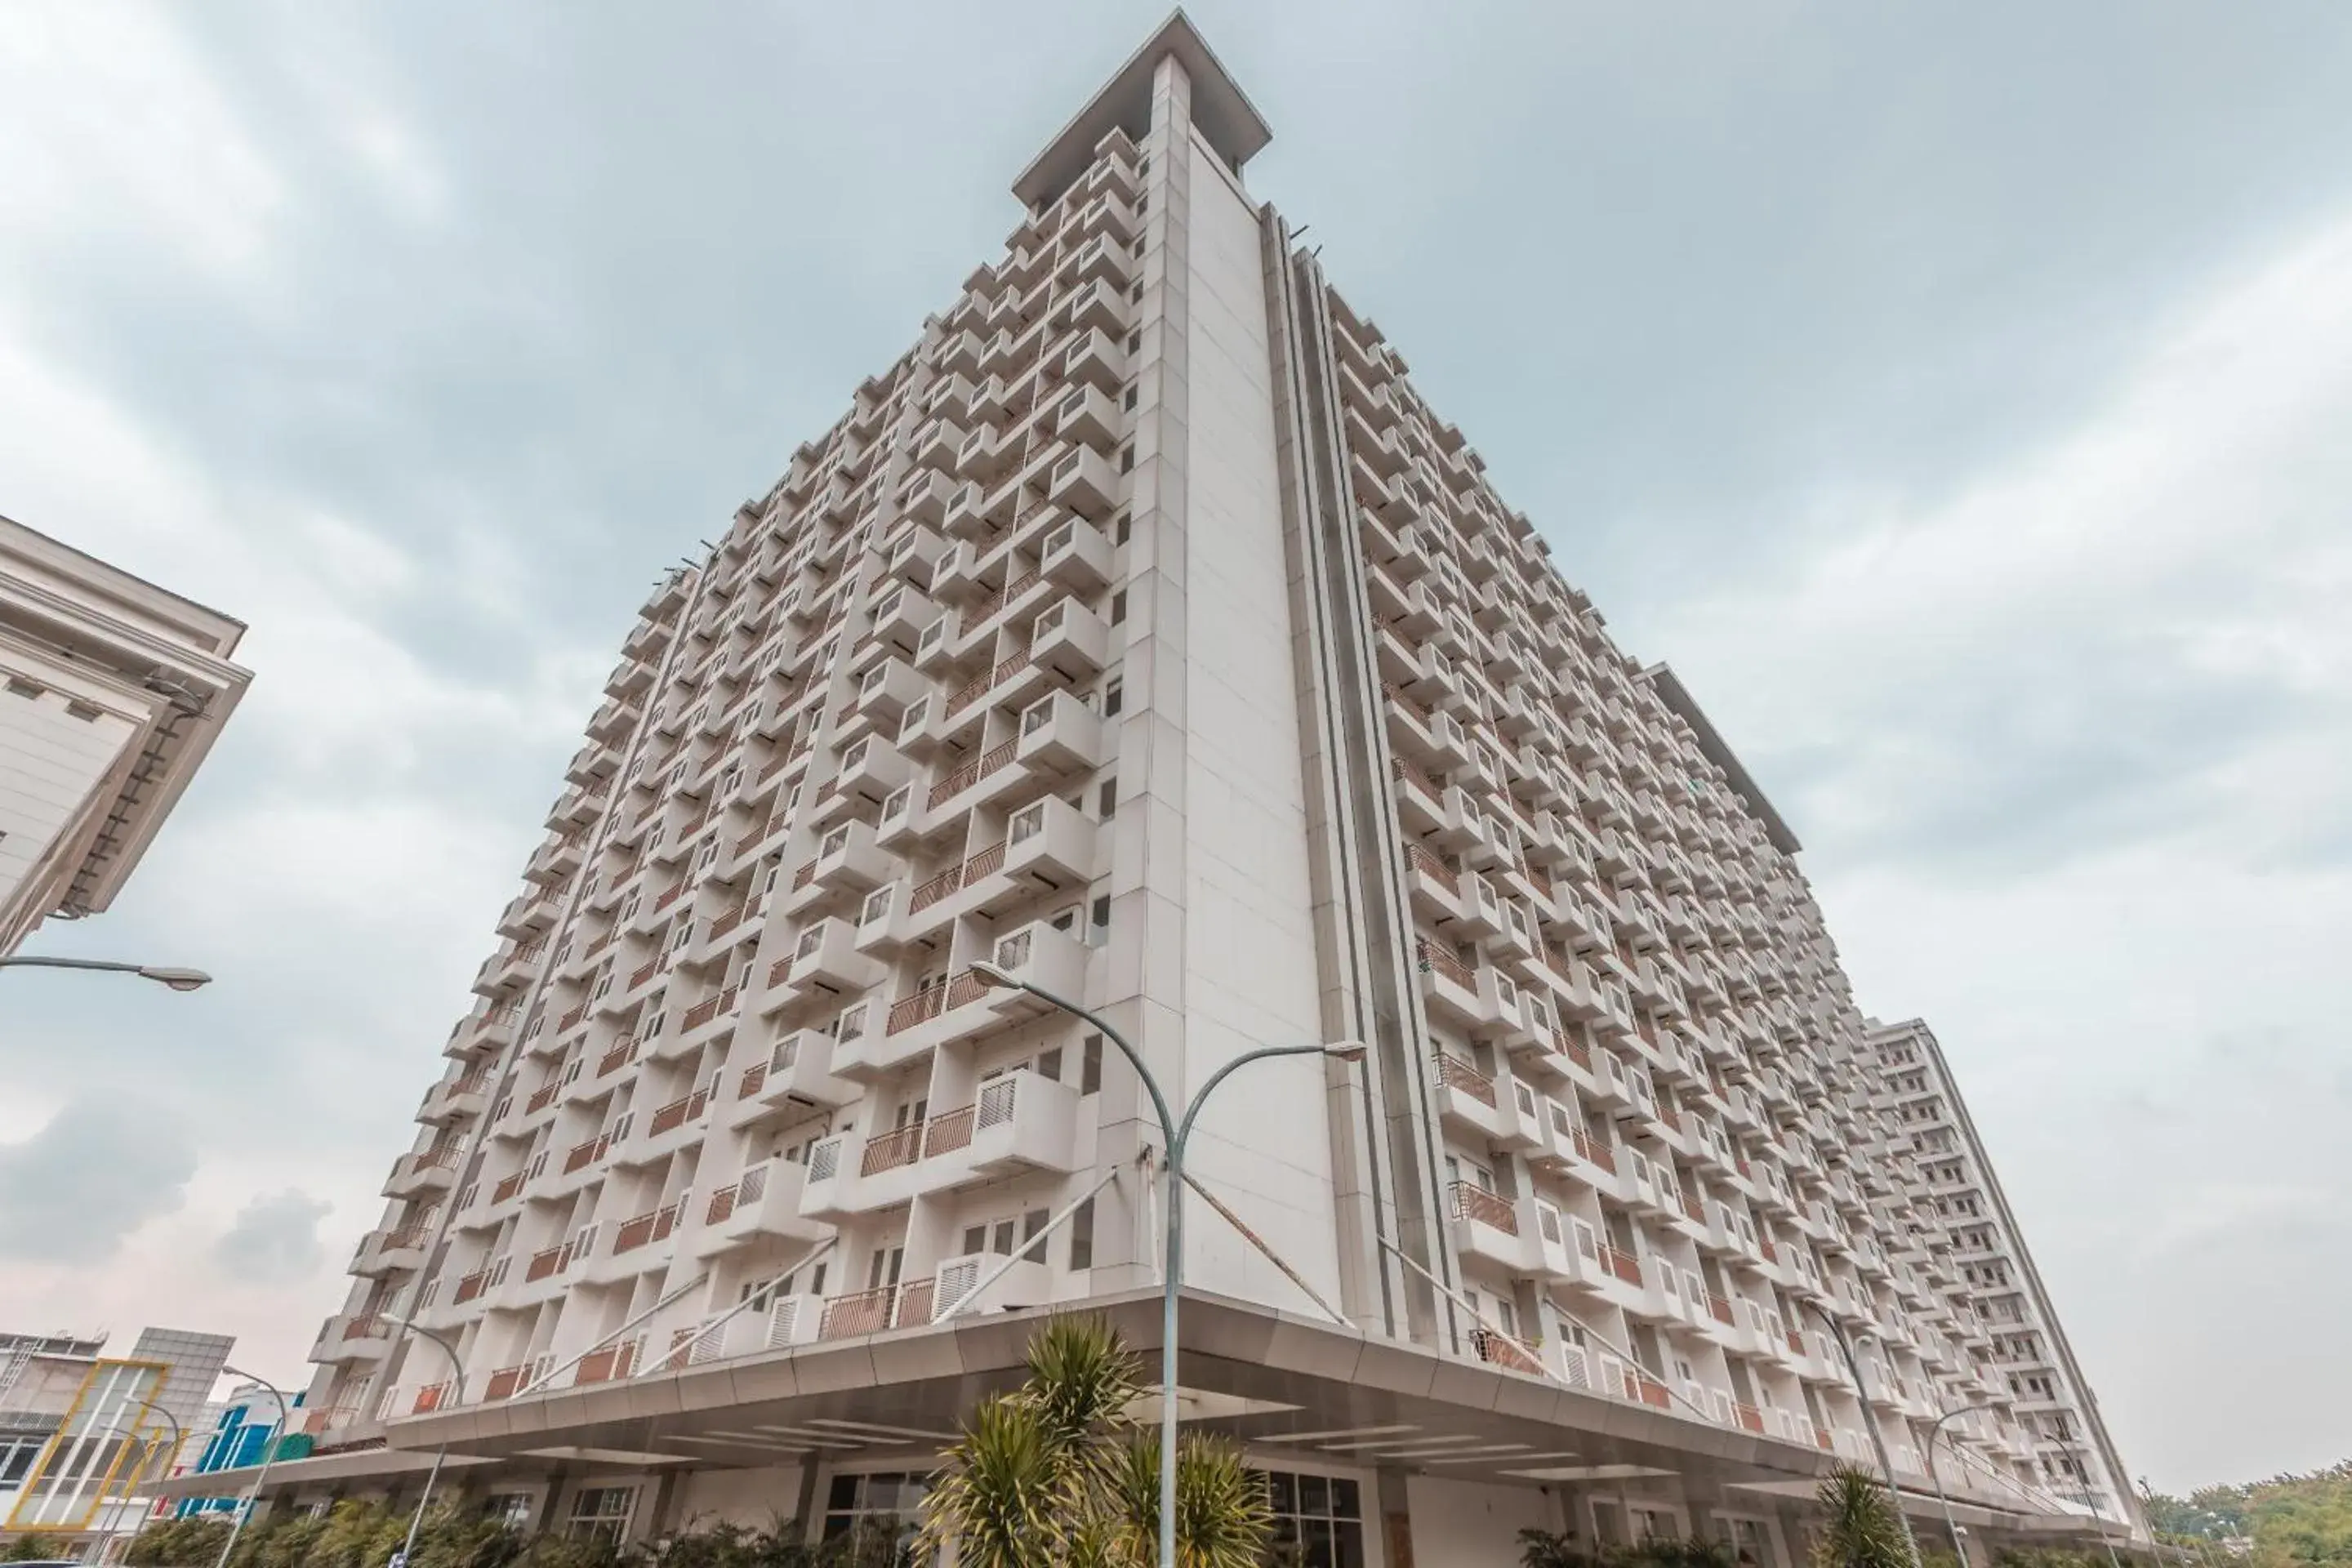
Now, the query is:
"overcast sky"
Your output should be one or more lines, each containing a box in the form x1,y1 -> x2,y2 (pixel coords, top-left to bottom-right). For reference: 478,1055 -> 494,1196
2,0 -> 2345,1492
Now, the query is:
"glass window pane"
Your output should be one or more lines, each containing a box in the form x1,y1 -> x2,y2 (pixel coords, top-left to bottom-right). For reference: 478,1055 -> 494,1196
1331,1477 -> 1361,1519
1300,1473 -> 1330,1515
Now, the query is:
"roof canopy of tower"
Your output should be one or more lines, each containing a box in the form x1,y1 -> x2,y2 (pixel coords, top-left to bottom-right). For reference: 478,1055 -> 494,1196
1012,8 -> 1273,210
1642,662 -> 1804,854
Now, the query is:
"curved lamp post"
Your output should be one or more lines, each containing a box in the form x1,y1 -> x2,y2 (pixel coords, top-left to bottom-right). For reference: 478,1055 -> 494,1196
1925,1401 -> 1989,1563
1799,1299 -> 1924,1568
380,1315 -> 468,1568
967,960 -> 1365,1568
0,956 -> 211,990
100,1396 -> 184,1566
212,1368 -> 291,1568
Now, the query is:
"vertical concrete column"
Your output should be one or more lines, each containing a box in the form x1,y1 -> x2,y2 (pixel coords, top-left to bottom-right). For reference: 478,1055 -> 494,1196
1092,51 -> 1194,1294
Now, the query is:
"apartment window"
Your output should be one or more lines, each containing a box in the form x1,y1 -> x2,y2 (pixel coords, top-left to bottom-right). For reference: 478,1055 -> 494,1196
1069,1196 -> 1095,1271
1126,331 -> 1142,354
484,1493 -> 536,1530
1110,589 -> 1127,626
1254,1469 -> 1364,1568
565,1486 -> 636,1543
1090,895 -> 1111,944
1037,1046 -> 1064,1082
1101,675 -> 1124,716
1122,384 -> 1138,412
822,1472 -> 929,1544
1114,512 -> 1131,546
1080,1035 -> 1102,1094
1119,444 -> 1135,475
1098,781 -> 1118,821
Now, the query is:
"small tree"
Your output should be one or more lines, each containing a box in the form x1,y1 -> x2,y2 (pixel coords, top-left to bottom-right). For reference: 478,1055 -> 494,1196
1813,1466 -> 1914,1568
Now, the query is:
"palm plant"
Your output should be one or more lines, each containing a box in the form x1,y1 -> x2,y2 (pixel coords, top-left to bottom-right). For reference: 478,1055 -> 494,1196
919,1316 -> 1273,1568
1813,1465 -> 1916,1568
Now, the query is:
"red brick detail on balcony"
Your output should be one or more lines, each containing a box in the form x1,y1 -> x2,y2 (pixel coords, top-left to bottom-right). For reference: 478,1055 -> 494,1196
1391,755 -> 1444,806
1415,935 -> 1475,988
1813,1424 -> 1834,1451
1708,1292 -> 1735,1326
926,737 -> 1019,809
492,1171 -> 526,1205
909,865 -> 963,913
559,1002 -> 588,1032
709,902 -> 755,942
1551,1026 -> 1595,1076
895,1276 -> 936,1330
791,861 -> 817,890
453,1268 -> 493,1305
1621,1369 -> 1672,1410
737,1062 -> 770,1100
484,1365 -> 528,1402
525,1081 -> 561,1116
1682,1191 -> 1708,1227
922,1106 -> 975,1160
1731,1400 -> 1765,1435
585,932 -> 613,962
1570,1128 -> 1618,1175
599,1036 -> 640,1078
861,1125 -> 924,1177
1472,1329 -> 1542,1376
614,1202 -> 681,1254
654,882 -> 688,912
886,987 -> 947,1036
648,1087 -> 711,1138
1403,840 -> 1457,892
1449,1181 -> 1518,1234
525,1244 -> 571,1283
1437,1052 -> 1496,1108
563,1134 -> 612,1175
629,958 -> 663,991
683,987 -> 740,1032
411,1382 -> 453,1414
577,1342 -> 637,1385
1600,1244 -> 1645,1287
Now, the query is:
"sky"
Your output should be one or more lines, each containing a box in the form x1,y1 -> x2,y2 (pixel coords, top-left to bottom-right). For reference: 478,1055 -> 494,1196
0,0 -> 2345,1492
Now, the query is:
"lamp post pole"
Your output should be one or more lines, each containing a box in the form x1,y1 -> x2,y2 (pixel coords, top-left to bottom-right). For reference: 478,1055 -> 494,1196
212,1370 -> 291,1568
1802,1300 -> 1924,1568
101,1398 -> 183,1566
968,960 -> 1364,1568
1925,1403 -> 1986,1565
0,957 -> 212,989
381,1317 -> 467,1568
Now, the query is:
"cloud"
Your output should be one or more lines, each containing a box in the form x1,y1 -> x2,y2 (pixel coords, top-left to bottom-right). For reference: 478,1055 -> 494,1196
214,1189 -> 333,1283
0,1096 -> 198,1263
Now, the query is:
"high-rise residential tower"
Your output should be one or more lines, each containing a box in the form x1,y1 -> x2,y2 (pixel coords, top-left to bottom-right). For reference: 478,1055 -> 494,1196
279,16 -> 2140,1562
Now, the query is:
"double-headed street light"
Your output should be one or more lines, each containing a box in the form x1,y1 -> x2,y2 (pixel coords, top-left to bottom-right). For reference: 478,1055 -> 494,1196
379,1315 -> 468,1568
0,956 -> 212,990
965,960 -> 1365,1568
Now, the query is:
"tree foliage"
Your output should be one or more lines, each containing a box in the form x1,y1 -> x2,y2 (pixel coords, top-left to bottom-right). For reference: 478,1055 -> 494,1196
1812,1465 -> 1914,1568
919,1314 -> 1273,1568
2144,1461 -> 2352,1568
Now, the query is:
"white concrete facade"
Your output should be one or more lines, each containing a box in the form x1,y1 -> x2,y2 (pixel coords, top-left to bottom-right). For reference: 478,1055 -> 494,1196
295,16 -> 2140,1562
0,516 -> 249,955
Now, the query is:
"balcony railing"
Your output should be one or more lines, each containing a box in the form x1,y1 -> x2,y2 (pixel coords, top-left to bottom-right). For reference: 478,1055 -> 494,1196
706,1162 -> 771,1225
648,1087 -> 712,1137
614,1201 -> 683,1254
1436,1053 -> 1496,1108
1598,1244 -> 1644,1287
1448,1181 -> 1518,1235
925,737 -> 1019,809
816,1277 -> 937,1341
1470,1329 -> 1542,1376
1414,936 -> 1475,988
598,1036 -> 640,1078
861,1125 -> 924,1177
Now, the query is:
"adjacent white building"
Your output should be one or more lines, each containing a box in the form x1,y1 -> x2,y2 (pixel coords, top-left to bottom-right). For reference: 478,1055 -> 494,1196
269,15 -> 2141,1563
0,515 -> 250,954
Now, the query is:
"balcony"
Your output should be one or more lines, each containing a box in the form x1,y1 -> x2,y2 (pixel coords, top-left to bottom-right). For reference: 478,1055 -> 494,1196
764,915 -> 885,1005
1446,1181 -> 1530,1272
933,1254 -> 1054,1321
311,1312 -> 394,1365
786,817 -> 898,915
1002,795 -> 1096,889
418,1068 -> 493,1125
730,1019 -> 860,1122
1048,444 -> 1121,519
815,1278 -> 938,1341
802,1069 -> 1080,1219
692,1158 -> 820,1260
384,1145 -> 462,1199
352,1223 -> 432,1278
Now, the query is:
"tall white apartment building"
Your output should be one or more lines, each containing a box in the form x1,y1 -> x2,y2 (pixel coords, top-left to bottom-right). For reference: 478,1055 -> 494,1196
283,16 -> 2139,1562
1865,1020 -> 2136,1523
0,515 -> 250,954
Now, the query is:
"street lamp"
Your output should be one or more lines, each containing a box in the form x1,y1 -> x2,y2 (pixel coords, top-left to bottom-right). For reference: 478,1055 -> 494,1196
379,1315 -> 467,1568
212,1368 -> 291,1568
966,959 -> 1365,1568
99,1396 -> 183,1566
1925,1401 -> 1989,1563
1799,1299 -> 1925,1568
0,956 -> 212,990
